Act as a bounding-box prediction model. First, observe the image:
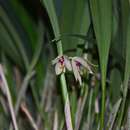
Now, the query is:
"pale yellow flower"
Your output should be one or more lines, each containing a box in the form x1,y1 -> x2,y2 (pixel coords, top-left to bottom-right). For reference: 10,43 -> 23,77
71,57 -> 93,85
52,55 -> 72,75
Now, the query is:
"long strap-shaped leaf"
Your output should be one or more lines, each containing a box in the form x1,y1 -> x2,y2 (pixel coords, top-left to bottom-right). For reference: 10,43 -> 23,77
41,0 -> 73,130
90,0 -> 112,129
118,12 -> 130,128
60,0 -> 91,51
0,21 -> 22,66
107,98 -> 122,130
0,6 -> 29,69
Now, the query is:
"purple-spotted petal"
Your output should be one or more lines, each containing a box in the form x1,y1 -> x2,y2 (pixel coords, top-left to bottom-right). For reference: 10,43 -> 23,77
72,60 -> 82,85
53,55 -> 71,75
73,57 -> 93,74
55,62 -> 63,75
64,56 -> 72,71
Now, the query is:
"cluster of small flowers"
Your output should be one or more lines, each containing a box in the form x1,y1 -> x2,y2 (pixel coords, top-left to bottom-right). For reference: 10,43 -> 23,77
52,55 -> 93,85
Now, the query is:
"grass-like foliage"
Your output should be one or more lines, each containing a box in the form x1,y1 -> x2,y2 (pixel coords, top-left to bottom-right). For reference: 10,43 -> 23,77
0,0 -> 130,130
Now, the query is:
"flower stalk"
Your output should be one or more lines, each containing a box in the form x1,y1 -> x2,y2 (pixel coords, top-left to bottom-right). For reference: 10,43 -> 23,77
55,43 -> 73,130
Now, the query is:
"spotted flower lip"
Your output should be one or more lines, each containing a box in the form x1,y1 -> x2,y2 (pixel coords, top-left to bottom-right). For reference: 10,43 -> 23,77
52,55 -> 72,75
71,57 -> 93,85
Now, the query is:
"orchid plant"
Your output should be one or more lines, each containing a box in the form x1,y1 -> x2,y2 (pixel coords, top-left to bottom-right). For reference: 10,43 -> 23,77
52,55 -> 93,85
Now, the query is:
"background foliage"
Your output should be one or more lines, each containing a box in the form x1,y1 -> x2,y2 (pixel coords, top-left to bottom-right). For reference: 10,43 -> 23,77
0,0 -> 130,130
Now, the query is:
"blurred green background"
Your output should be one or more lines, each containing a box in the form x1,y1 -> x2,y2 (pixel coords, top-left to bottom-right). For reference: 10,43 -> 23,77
0,0 -> 130,130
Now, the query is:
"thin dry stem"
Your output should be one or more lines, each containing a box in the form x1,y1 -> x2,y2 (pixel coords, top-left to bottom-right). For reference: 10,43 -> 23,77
0,64 -> 18,130
21,102 -> 38,130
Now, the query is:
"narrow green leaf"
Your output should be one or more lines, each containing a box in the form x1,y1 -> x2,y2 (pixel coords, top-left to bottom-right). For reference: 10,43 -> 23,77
90,0 -> 112,83
0,22 -> 22,66
90,0 -> 112,129
51,33 -> 95,45
60,0 -> 91,52
123,9 -> 130,100
110,69 -> 122,104
107,98 -> 122,130
42,0 -> 63,55
0,6 -> 29,69
10,0 -> 37,52
118,1 -> 130,127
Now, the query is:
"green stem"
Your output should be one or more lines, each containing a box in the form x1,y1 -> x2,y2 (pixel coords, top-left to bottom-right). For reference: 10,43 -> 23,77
54,25 -> 73,130
100,80 -> 106,130
59,66 -> 73,130
42,0 -> 73,128
60,74 -> 68,102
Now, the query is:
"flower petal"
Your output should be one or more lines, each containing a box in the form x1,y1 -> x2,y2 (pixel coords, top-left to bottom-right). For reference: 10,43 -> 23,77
64,56 -> 72,71
55,62 -> 63,75
72,60 -> 82,85
52,57 -> 59,65
73,57 -> 93,74
52,55 -> 63,65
